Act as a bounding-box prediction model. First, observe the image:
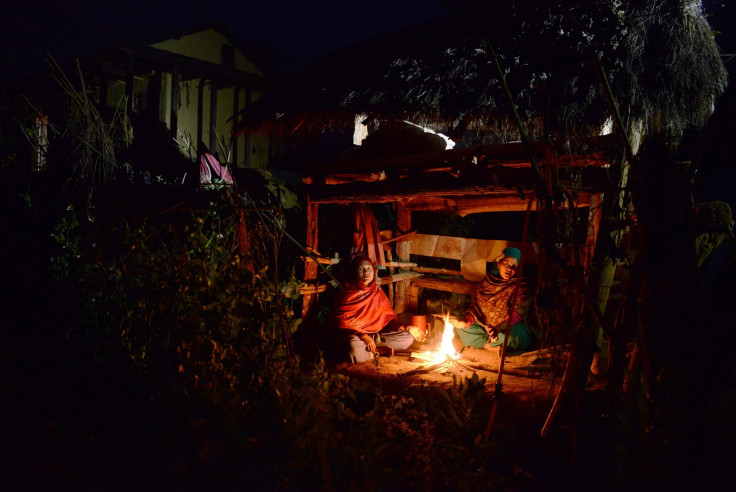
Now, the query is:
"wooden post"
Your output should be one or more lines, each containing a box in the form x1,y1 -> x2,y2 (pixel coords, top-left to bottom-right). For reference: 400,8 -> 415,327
407,284 -> 420,313
244,86 -> 251,168
231,86 -> 239,165
125,53 -> 135,114
584,192 -> 604,277
209,82 -> 218,154
395,201 -> 412,314
302,199 -> 319,324
169,70 -> 180,140
98,66 -> 108,109
196,78 -> 204,158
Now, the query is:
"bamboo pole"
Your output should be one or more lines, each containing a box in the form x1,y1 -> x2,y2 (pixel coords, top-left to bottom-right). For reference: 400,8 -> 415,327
484,195 -> 534,439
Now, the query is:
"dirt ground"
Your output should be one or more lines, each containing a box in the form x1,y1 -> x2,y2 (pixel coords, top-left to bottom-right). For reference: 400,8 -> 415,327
330,329 -> 575,429
325,333 -> 621,488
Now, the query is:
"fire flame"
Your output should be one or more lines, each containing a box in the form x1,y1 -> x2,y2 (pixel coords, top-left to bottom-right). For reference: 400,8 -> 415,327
432,313 -> 461,363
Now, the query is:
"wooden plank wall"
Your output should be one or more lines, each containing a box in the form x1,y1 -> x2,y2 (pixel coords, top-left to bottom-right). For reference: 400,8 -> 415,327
410,234 -> 537,282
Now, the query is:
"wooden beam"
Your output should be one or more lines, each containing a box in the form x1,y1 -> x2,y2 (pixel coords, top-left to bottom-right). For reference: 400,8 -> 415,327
299,283 -> 331,295
385,261 -> 417,268
307,167 -> 609,209
377,271 -> 422,285
404,191 -> 596,215
298,272 -> 422,296
412,266 -> 463,276
382,230 -> 417,244
303,255 -> 341,265
317,137 -> 614,175
411,277 -> 478,295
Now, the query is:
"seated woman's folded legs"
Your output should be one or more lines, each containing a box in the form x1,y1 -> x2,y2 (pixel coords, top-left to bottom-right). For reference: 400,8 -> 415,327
378,328 -> 415,351
344,329 -> 414,363
454,322 -> 490,349
455,322 -> 531,352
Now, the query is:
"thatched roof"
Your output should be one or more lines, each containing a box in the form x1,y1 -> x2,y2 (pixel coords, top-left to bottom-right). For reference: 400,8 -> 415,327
237,1 -> 727,146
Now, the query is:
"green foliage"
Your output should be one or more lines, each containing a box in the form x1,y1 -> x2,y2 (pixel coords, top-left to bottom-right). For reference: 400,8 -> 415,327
50,205 -> 82,282
49,197 -> 522,490
259,361 -> 515,491
52,199 -> 300,402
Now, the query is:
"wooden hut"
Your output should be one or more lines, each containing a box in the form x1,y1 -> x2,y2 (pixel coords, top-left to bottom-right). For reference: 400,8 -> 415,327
235,1 -> 727,333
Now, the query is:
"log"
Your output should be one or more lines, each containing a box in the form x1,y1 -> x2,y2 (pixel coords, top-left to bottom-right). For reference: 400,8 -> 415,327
298,272 -> 422,296
412,266 -> 463,276
377,271 -> 422,285
411,277 -> 478,295
385,261 -> 418,268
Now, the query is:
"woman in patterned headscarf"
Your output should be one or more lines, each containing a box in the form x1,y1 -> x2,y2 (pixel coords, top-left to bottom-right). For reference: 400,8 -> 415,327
451,247 -> 532,353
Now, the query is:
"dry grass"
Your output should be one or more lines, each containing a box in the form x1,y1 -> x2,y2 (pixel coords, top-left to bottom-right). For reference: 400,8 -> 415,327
47,54 -> 132,188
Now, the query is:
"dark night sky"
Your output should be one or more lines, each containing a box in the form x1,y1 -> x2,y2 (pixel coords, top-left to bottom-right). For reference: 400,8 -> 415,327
0,0 -> 447,83
2,1 -> 734,85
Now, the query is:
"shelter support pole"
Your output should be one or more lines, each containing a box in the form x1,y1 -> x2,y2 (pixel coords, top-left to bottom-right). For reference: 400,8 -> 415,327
231,86 -> 239,165
196,78 -> 204,160
98,67 -> 109,109
302,199 -> 319,325
395,202 -> 412,314
244,86 -> 252,168
124,53 -> 134,115
585,192 -> 607,374
584,193 -> 604,278
209,82 -> 218,154
169,70 -> 180,140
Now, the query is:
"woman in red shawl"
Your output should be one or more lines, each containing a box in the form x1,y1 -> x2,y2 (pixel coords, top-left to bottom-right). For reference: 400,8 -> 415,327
327,255 -> 424,363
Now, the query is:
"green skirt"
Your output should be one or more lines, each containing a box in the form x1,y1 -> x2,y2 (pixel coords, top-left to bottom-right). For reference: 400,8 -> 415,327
455,322 -> 531,351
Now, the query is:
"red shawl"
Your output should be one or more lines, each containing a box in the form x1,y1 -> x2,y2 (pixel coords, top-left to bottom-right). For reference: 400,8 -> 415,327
328,278 -> 400,334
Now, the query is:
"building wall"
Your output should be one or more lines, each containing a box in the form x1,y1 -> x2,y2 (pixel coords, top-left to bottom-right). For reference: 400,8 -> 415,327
147,29 -> 270,169
151,30 -> 264,76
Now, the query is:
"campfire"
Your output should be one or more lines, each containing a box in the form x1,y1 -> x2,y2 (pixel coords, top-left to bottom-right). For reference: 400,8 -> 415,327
407,313 -> 469,374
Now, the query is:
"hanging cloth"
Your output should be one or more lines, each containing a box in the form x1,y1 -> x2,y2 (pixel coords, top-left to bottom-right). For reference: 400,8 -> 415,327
199,153 -> 234,185
349,204 -> 386,269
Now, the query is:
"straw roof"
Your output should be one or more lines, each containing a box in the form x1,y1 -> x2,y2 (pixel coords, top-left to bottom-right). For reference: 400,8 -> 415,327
237,1 -> 727,146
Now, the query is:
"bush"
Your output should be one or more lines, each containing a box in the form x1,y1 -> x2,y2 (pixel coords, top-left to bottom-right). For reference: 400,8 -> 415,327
47,195 -> 522,490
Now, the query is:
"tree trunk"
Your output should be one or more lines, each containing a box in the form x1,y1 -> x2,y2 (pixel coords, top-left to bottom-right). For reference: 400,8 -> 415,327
627,135 -> 708,488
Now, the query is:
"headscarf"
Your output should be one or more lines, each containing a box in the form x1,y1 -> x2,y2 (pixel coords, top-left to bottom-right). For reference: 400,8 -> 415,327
327,255 -> 399,334
498,246 -> 521,263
